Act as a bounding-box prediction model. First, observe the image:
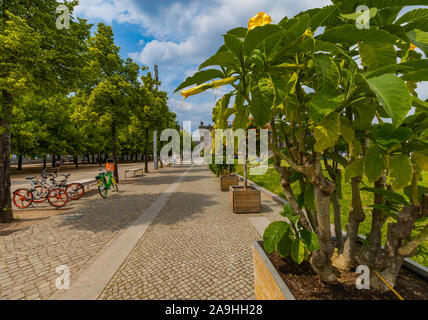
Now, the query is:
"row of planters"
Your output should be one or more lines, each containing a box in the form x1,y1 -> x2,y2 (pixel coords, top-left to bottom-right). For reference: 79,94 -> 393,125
208,156 -> 262,213
178,1 -> 428,300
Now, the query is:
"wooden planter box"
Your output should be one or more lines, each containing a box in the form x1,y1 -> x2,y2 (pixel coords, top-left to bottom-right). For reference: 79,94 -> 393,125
220,175 -> 239,191
229,186 -> 261,213
253,241 -> 296,300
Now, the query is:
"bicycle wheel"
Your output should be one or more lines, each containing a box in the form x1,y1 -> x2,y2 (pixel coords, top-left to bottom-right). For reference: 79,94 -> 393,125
32,185 -> 48,203
66,183 -> 85,200
97,179 -> 108,199
13,189 -> 33,209
111,178 -> 119,193
47,188 -> 69,208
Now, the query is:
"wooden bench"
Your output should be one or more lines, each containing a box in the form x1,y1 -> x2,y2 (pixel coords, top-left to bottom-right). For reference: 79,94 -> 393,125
76,178 -> 98,191
125,168 -> 144,179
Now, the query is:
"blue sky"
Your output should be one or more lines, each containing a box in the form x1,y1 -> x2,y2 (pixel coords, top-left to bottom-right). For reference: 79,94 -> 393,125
74,0 -> 427,131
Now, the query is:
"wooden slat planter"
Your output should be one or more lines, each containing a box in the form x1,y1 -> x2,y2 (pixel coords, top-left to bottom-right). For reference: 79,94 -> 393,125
229,186 -> 261,213
253,241 -> 295,300
220,175 -> 239,191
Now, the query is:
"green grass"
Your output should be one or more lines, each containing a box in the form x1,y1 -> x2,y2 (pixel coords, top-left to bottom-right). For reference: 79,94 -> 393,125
235,162 -> 428,267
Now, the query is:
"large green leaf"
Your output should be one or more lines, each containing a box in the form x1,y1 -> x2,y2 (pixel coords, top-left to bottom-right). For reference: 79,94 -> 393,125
232,94 -> 249,130
364,145 -> 386,182
300,230 -> 320,252
226,27 -> 248,39
361,187 -> 408,205
314,112 -> 340,152
364,64 -> 414,79
395,8 -> 428,25
340,123 -> 355,144
223,34 -> 243,60
309,91 -> 344,122
364,74 -> 412,127
199,51 -> 238,70
340,7 -> 378,21
276,233 -> 293,258
314,53 -> 340,91
310,4 -> 341,30
412,151 -> 428,171
404,19 -> 428,32
407,29 -> 428,55
359,42 -> 396,71
269,72 -> 297,108
374,123 -> 413,149
212,93 -> 233,129
250,75 -> 274,127
174,69 -> 224,93
279,14 -> 311,41
291,239 -> 308,264
319,25 -> 397,43
401,69 -> 428,81
389,155 -> 413,189
263,221 -> 290,254
345,159 -> 364,181
270,14 -> 311,61
244,24 -> 282,56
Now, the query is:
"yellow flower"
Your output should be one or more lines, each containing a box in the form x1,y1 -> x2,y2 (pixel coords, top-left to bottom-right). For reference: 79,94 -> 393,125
181,85 -> 208,99
248,12 -> 272,30
410,44 -> 417,51
304,28 -> 313,37
181,77 -> 238,99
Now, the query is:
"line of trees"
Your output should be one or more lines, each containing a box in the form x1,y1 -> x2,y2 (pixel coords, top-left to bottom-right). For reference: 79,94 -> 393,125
0,1 -> 178,223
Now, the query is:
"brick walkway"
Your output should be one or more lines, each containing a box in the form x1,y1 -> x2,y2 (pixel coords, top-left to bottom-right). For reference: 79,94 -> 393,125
99,165 -> 262,300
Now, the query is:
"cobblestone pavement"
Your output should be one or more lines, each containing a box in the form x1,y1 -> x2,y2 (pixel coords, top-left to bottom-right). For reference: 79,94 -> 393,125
99,165 -> 264,300
0,164 -> 183,300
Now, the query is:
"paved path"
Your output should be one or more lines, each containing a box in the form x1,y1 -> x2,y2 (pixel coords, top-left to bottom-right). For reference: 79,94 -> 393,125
1,164 -> 284,300
99,165 -> 262,300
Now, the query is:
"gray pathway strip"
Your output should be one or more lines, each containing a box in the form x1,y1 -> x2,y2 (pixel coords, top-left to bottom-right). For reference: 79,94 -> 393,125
52,167 -> 190,300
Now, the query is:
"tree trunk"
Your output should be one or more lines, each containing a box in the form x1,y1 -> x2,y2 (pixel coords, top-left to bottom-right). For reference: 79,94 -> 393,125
144,128 -> 149,173
92,154 -> 95,164
311,159 -> 337,283
112,125 -> 119,183
98,153 -> 102,167
135,153 -> 138,163
0,90 -> 14,223
18,154 -> 23,171
334,177 -> 365,269
332,191 -> 344,254
74,156 -> 78,169
370,205 -> 420,291
52,154 -> 56,168
365,176 -> 387,269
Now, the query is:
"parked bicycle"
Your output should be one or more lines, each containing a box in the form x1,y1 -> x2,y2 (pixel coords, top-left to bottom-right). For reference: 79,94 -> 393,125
96,170 -> 119,199
13,169 -> 69,209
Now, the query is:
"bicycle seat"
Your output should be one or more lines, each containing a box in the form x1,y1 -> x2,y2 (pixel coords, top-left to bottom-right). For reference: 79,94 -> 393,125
26,176 -> 36,180
62,174 -> 71,178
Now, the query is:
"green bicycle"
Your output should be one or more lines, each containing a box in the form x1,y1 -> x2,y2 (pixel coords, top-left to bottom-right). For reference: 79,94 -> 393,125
96,170 -> 119,199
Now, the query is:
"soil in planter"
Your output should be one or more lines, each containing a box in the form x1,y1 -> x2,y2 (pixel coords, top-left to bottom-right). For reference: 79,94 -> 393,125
268,251 -> 428,300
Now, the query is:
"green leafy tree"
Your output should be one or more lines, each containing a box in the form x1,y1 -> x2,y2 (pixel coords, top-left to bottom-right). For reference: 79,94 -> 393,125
0,0 -> 91,222
82,24 -> 140,182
